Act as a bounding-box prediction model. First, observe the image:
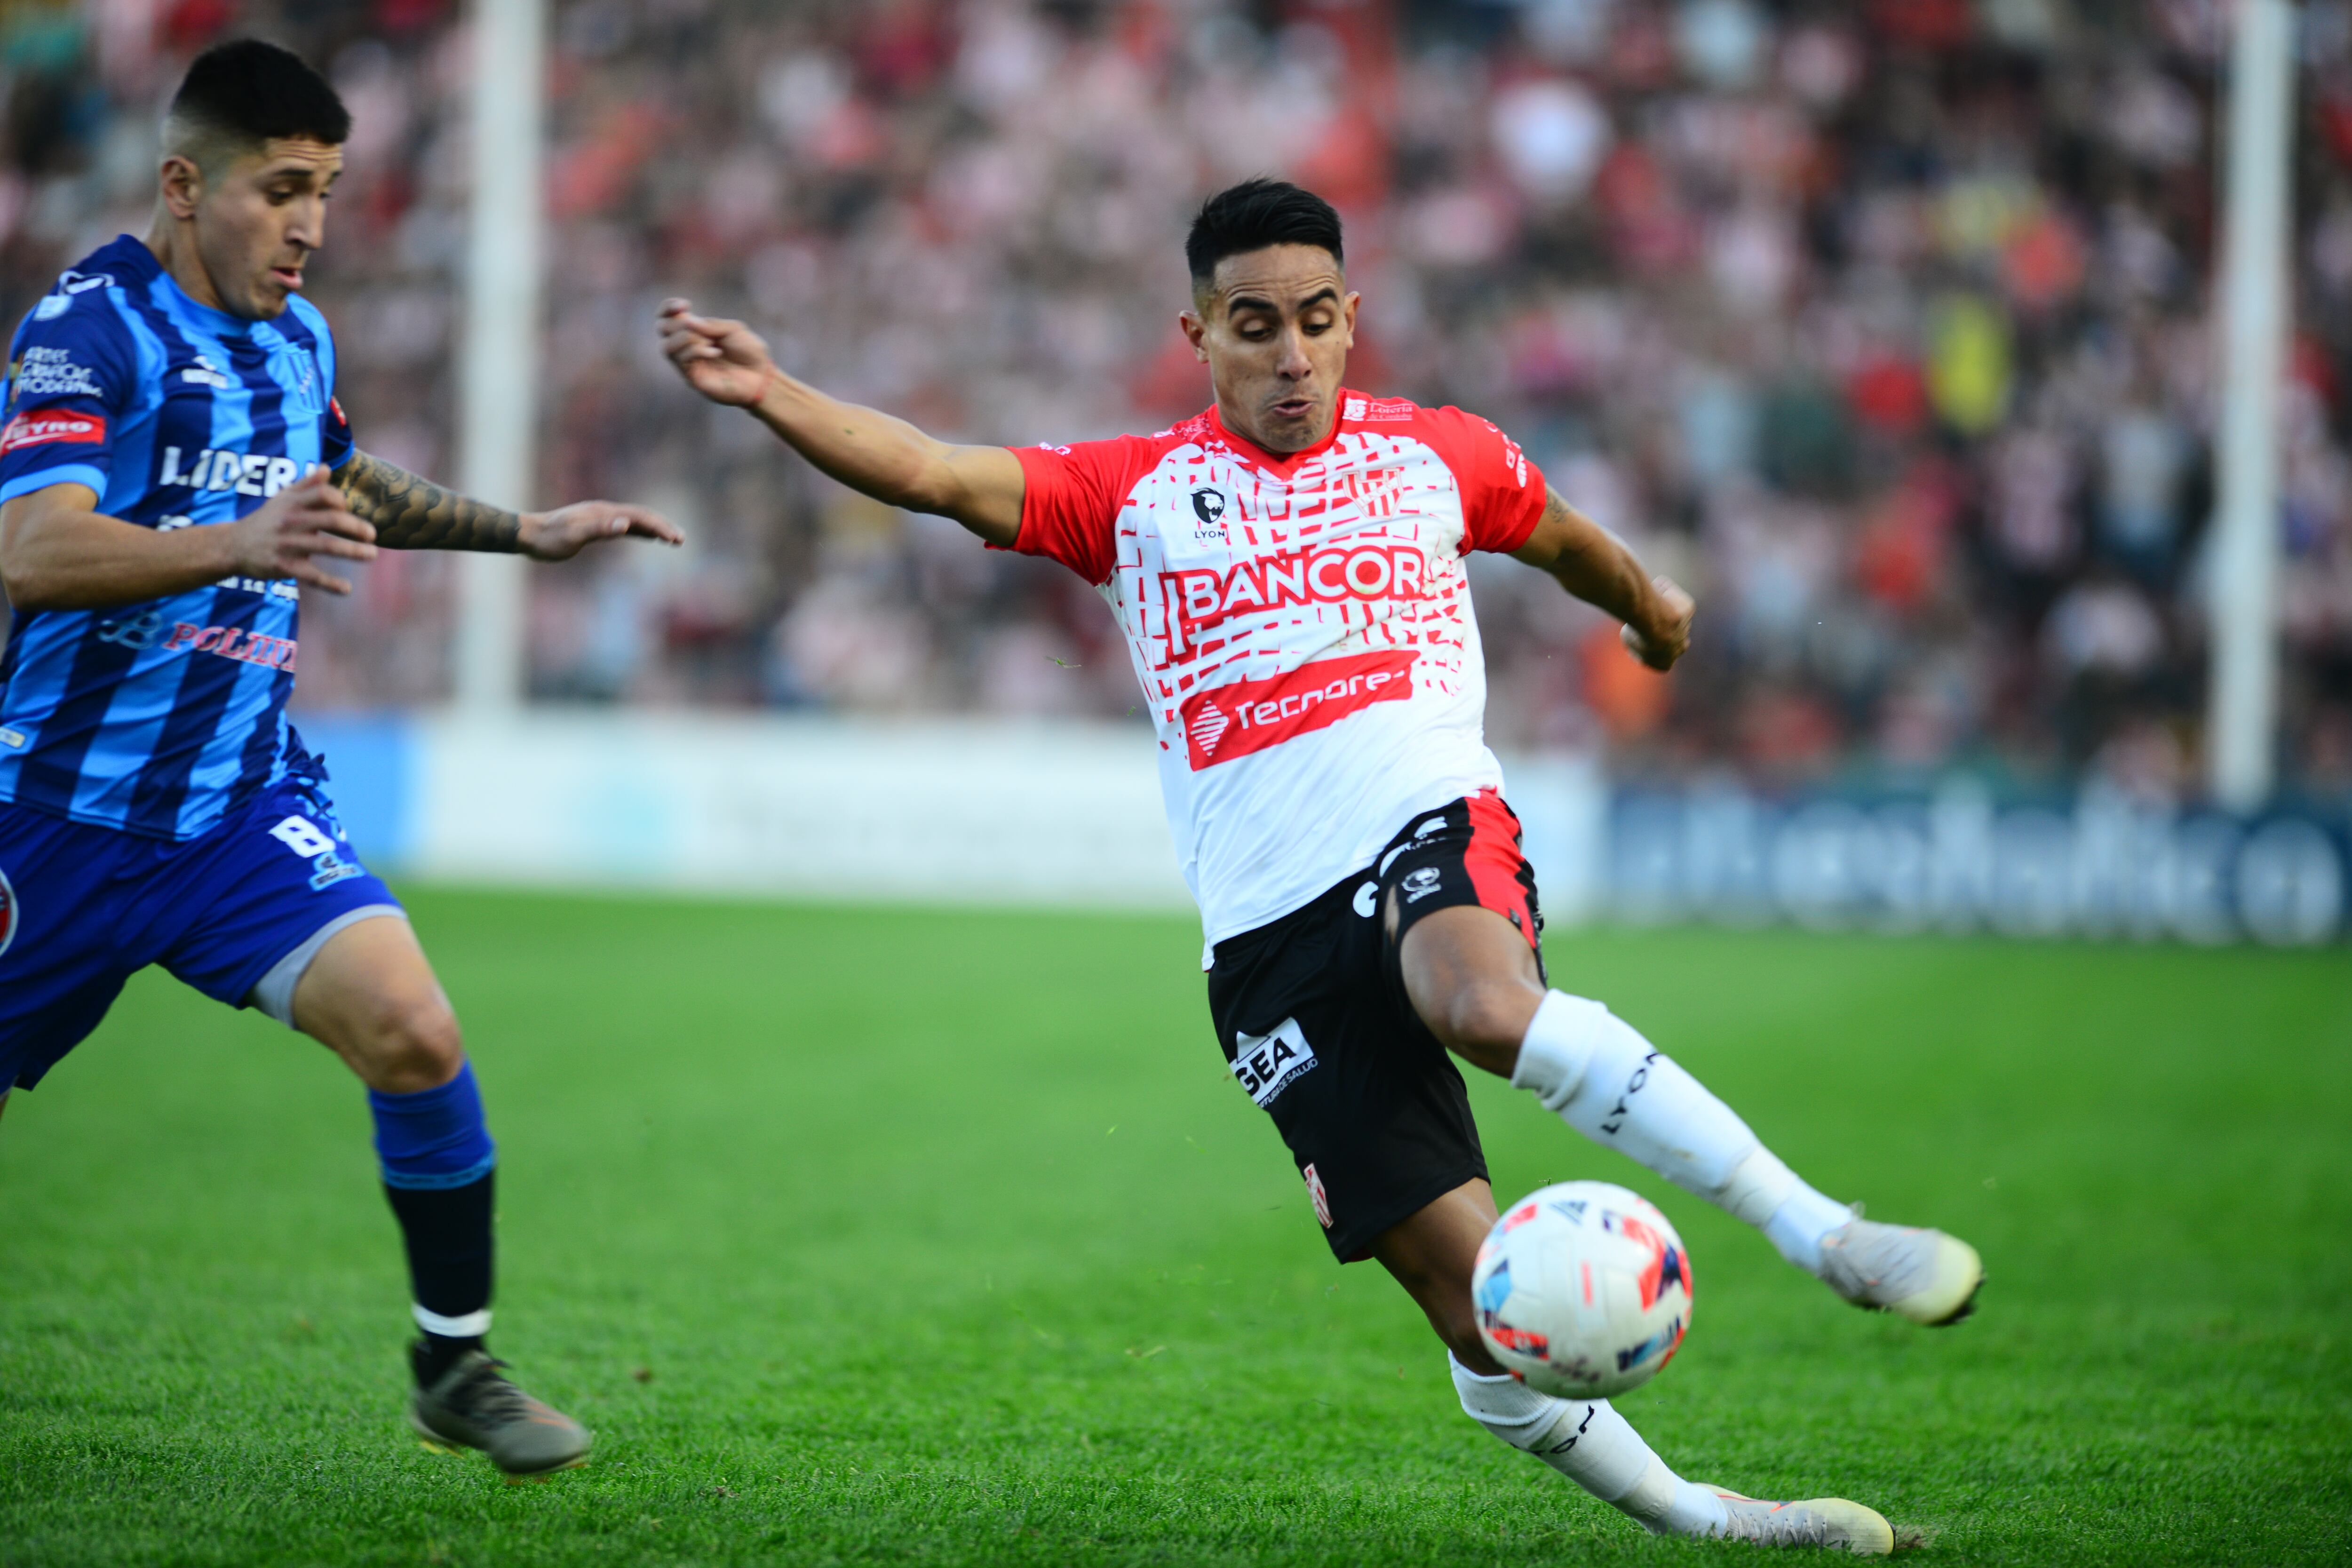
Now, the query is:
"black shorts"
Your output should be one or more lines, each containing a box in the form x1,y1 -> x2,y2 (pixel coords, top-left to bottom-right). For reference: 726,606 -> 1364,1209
1207,790 -> 1546,1263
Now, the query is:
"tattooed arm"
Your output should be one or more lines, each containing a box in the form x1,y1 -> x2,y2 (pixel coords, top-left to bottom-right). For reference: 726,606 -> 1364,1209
329,450 -> 682,560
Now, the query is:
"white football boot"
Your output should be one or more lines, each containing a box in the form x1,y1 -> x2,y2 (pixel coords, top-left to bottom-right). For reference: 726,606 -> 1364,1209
1816,1206 -> 1983,1326
1691,1487 -> 1898,1554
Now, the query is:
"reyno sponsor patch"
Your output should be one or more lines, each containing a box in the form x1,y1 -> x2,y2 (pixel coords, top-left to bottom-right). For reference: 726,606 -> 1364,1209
1232,1016 -> 1317,1108
0,410 -> 104,453
1181,650 -> 1415,769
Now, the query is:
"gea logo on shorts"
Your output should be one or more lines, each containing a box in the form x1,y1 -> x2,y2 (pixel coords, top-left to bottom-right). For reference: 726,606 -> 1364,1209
0,865 -> 16,959
1232,1017 -> 1317,1108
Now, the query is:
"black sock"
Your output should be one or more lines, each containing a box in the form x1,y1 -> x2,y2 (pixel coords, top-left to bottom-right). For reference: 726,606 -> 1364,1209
384,1171 -> 495,1387
411,1332 -> 484,1388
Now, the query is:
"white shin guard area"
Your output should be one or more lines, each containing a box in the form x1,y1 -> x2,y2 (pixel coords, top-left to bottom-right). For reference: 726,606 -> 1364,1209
1510,991 -> 1847,1266
1447,1355 -> 1729,1535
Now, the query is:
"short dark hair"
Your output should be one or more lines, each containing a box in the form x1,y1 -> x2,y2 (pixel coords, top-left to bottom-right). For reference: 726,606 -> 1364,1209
1185,179 -> 1343,287
166,39 -> 350,168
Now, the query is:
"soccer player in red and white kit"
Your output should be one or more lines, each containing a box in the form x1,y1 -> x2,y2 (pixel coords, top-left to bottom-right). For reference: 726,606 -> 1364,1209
660,180 -> 1979,1553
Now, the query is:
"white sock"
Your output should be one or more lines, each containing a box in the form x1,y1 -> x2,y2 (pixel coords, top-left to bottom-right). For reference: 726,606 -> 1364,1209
1763,1184 -> 1854,1272
1449,1354 -> 1729,1536
1510,991 -> 1848,1271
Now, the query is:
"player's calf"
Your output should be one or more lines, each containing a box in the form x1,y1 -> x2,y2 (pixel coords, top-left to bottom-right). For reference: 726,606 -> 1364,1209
285,915 -> 592,1466
1372,1178 -> 1506,1367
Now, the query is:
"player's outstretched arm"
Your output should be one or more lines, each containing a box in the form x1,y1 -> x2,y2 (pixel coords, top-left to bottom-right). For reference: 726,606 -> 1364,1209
1511,486 -> 1695,672
0,470 -> 378,609
657,299 -> 1025,546
329,451 -> 682,560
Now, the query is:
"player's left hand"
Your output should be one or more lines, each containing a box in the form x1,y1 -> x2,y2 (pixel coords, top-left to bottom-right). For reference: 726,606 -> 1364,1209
1621,575 -> 1694,671
516,502 -> 683,561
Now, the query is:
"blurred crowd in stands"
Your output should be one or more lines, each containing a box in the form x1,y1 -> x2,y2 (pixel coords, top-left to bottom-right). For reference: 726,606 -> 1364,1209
6,0 -> 2352,801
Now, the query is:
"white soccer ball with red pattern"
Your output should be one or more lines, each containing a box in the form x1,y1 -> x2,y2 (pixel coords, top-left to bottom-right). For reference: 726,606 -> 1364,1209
1471,1180 -> 1693,1399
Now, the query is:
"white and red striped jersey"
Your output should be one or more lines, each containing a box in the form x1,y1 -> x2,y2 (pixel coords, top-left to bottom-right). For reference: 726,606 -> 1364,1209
1011,392 -> 1548,957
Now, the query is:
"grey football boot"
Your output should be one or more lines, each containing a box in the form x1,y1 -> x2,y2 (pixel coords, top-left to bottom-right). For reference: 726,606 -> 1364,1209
410,1349 -> 592,1477
1693,1488 -> 1899,1554
1816,1206 -> 1984,1326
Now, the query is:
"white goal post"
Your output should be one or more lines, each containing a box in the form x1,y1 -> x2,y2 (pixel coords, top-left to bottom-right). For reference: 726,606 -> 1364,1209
2207,0 -> 2297,811
452,0 -> 544,713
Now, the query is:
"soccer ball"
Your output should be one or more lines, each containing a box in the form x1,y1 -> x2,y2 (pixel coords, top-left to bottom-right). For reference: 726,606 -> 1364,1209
1471,1180 -> 1693,1399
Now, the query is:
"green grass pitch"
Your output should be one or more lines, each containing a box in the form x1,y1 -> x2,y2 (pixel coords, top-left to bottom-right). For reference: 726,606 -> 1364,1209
3,891 -> 2348,1567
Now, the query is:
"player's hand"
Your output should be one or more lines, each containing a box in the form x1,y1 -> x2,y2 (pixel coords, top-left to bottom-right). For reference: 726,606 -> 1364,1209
1620,575 -> 1694,671
658,298 -> 775,408
517,501 -> 684,561
226,467 -> 376,595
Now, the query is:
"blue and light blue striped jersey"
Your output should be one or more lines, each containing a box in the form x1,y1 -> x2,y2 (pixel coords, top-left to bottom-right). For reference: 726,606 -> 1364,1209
0,234 -> 352,841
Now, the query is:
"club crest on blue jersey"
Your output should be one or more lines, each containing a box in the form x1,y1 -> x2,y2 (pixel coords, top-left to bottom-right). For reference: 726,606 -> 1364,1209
0,864 -> 16,957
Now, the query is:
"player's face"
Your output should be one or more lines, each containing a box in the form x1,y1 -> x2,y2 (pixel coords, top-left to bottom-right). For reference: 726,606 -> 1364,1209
190,137 -> 342,319
1183,245 -> 1358,455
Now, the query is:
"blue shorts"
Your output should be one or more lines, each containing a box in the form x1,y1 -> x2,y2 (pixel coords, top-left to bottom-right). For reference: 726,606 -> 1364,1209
0,776 -> 400,1093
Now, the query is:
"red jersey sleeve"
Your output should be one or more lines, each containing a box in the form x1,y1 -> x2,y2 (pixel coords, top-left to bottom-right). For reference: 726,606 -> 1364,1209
1415,406 -> 1549,554
1009,435 -> 1167,586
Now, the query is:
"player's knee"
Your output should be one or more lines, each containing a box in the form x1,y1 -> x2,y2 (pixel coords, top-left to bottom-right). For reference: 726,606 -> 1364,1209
361,993 -> 465,1093
1430,979 -> 1538,1068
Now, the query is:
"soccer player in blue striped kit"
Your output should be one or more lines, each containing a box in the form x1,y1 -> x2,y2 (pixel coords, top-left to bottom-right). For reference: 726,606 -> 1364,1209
0,40 -> 679,1475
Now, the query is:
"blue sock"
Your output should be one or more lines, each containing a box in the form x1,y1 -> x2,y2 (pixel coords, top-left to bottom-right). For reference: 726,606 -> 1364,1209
369,1059 -> 496,1191
369,1062 -> 497,1382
